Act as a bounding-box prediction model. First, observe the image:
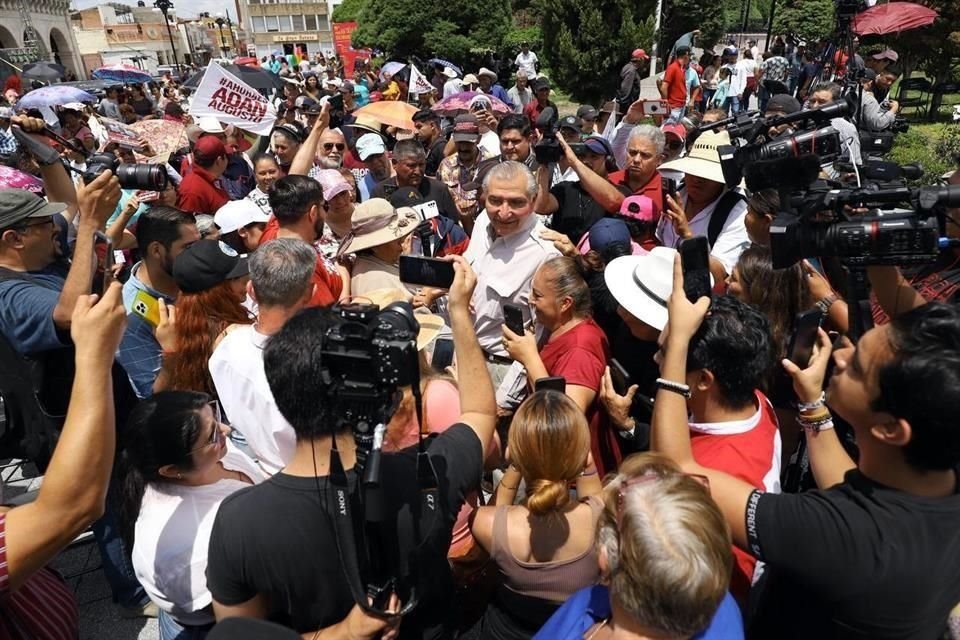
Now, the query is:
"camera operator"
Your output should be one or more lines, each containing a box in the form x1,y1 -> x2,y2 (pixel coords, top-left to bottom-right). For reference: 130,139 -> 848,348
872,66 -> 901,104
806,82 -> 862,167
534,136 -> 630,244
206,256 -> 497,639
858,69 -> 901,134
652,257 -> 960,638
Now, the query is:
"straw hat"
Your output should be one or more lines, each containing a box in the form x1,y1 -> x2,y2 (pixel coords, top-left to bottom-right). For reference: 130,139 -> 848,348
336,198 -> 420,257
345,113 -> 383,136
659,129 -> 730,184
353,288 -> 446,350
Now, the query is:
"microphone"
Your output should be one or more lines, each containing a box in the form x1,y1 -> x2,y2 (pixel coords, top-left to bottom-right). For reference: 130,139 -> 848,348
743,154 -> 822,193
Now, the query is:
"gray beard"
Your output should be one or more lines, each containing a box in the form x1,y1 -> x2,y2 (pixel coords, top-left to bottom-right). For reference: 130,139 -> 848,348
319,157 -> 342,169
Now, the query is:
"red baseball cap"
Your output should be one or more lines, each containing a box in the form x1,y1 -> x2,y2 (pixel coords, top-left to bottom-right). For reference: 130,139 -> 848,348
661,122 -> 686,140
632,49 -> 650,60
194,136 -> 226,164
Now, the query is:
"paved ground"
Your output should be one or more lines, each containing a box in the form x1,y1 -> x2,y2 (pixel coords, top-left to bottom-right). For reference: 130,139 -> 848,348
2,459 -> 158,640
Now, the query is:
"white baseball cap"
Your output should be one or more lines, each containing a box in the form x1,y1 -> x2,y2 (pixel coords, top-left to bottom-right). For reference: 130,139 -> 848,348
214,200 -> 270,235
356,133 -> 386,161
197,116 -> 226,134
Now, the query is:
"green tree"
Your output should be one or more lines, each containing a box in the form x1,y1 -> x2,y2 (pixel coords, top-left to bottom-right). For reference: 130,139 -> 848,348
538,0 -> 655,103
331,0 -> 367,23
659,0 -> 729,57
773,0 -> 835,44
352,0 -> 511,63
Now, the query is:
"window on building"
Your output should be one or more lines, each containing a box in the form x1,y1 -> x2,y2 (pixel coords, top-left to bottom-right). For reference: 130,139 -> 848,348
304,14 -> 317,30
251,16 -> 265,32
316,15 -> 329,30
266,15 -> 280,31
291,14 -> 304,31
278,15 -> 292,31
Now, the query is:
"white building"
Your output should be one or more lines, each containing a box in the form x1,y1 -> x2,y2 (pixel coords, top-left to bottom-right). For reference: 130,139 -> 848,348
241,0 -> 333,61
71,3 -> 183,77
0,0 -> 83,81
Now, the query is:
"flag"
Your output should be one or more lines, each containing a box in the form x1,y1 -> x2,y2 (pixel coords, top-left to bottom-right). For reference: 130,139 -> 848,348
189,63 -> 277,136
601,100 -> 618,142
408,63 -> 434,100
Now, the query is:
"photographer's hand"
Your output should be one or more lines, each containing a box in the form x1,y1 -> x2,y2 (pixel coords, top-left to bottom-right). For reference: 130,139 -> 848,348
624,99 -> 645,125
663,193 -> 693,240
558,135 -> 579,166
666,254 -> 711,344
501,324 -> 539,369
445,254 -> 477,314
77,169 -> 122,230
781,328 -> 833,405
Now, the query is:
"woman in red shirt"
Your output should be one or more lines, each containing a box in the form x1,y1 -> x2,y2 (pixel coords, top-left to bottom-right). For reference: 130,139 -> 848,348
502,256 -> 618,475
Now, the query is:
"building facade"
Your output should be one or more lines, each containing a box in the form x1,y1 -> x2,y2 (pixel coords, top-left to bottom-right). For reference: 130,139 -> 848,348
0,0 -> 83,83
242,0 -> 332,60
71,4 -> 182,77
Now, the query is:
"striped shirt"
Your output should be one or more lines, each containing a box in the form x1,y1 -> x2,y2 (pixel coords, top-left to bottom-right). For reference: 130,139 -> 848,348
0,513 -> 80,639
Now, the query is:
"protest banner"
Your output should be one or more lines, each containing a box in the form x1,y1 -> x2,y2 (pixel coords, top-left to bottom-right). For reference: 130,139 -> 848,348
189,63 -> 277,136
92,117 -> 142,149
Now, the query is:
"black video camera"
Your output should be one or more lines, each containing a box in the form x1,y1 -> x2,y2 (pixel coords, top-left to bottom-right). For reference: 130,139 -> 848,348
890,115 -> 909,134
533,106 -> 562,164
719,126 -> 842,188
83,152 -> 168,191
320,300 -> 420,459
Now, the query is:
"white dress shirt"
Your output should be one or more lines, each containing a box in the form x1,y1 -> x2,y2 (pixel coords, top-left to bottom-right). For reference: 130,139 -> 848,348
655,187 -> 750,275
209,325 -> 297,475
464,211 -> 559,356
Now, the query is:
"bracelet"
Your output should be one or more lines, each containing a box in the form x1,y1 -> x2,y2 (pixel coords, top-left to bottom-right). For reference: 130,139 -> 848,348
798,417 -> 835,433
816,294 -> 839,314
580,468 -> 598,477
798,408 -> 831,422
655,378 -> 692,399
797,392 -> 826,412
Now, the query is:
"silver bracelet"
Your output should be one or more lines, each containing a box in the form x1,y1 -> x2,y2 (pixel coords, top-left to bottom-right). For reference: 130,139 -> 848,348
797,392 -> 826,412
655,377 -> 692,399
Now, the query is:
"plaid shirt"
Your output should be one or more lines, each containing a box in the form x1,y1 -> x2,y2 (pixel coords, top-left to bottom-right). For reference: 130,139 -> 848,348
0,127 -> 17,154
438,148 -> 495,220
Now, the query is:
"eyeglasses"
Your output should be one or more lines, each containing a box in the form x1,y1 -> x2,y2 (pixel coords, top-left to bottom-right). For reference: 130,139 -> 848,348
323,143 -> 346,152
616,471 -> 709,528
187,400 -> 224,455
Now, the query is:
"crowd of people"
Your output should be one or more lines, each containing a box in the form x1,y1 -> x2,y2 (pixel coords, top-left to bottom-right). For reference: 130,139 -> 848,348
0,28 -> 959,640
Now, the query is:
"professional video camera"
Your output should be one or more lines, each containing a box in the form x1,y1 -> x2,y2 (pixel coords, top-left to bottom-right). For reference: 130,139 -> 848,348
534,106 -> 562,164
835,0 -> 866,20
83,151 -> 168,191
706,95 -> 856,188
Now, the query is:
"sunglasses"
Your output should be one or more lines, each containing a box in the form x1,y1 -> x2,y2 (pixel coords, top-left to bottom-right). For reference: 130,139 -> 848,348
323,143 -> 346,152
187,400 -> 224,455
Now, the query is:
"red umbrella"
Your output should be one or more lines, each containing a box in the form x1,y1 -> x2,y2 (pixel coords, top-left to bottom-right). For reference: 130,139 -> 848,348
431,91 -> 511,118
852,2 -> 939,36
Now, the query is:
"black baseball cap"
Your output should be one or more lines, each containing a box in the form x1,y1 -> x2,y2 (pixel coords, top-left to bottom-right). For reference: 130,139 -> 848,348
576,105 -> 599,121
173,239 -> 249,293
0,190 -> 66,230
558,115 -> 581,133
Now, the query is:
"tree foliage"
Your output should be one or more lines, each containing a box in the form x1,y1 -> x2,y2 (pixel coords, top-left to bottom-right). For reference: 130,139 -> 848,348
660,0 -> 730,55
538,0 -> 655,103
331,0 -> 367,24
352,0 -> 511,63
773,0 -> 836,45
883,0 -> 960,84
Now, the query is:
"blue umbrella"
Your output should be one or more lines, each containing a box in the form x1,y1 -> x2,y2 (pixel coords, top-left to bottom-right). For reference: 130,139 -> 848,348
428,58 -> 462,77
92,63 -> 153,84
17,85 -> 97,110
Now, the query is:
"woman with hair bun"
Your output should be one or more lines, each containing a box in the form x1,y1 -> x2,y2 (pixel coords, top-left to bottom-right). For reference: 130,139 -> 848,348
465,390 -> 602,640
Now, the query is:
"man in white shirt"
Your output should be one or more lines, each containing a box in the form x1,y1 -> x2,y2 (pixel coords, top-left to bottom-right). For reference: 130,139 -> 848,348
655,130 -> 749,281
442,67 -> 464,99
515,42 -> 539,79
209,238 -> 317,475
723,47 -> 749,114
464,161 -> 558,386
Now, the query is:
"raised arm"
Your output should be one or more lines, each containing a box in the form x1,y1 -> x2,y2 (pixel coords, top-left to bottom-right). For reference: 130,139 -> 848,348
533,164 -> 559,215
867,266 -> 926,319
3,283 -> 126,591
289,104 -> 329,176
559,137 -> 626,212
446,255 -> 497,460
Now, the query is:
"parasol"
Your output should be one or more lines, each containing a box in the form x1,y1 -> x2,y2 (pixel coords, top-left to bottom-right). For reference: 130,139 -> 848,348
852,2 -> 938,36
183,64 -> 284,93
427,58 -> 463,77
0,165 -> 43,193
17,86 -> 97,110
431,91 -> 511,118
92,64 -> 153,84
353,101 -> 419,130
379,61 -> 407,82
22,62 -> 65,83
129,119 -> 189,159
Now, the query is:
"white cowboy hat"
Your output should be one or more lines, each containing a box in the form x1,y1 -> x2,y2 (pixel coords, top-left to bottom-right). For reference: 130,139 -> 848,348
441,67 -> 458,79
659,129 -> 730,184
477,67 -> 498,80
337,198 -> 420,256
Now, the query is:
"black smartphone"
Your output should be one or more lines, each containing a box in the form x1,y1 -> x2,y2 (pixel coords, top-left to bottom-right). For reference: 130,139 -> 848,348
679,235 -> 712,303
398,255 -> 456,289
535,376 -> 566,392
661,177 -> 678,203
430,337 -> 454,370
609,358 -> 632,395
503,303 -> 526,336
787,308 -> 825,367
328,93 -> 344,112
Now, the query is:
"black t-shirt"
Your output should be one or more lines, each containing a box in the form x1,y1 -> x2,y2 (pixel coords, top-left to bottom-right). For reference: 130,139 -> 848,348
207,424 -> 483,638
424,139 -> 447,178
371,177 -> 460,223
746,467 -> 960,639
549,181 -> 628,245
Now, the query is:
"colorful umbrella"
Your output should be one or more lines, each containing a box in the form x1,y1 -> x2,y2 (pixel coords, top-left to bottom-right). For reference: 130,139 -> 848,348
92,64 -> 153,84
129,119 -> 188,160
353,101 -> 419,130
0,165 -> 43,193
22,62 -> 65,83
427,58 -> 462,77
852,2 -> 938,36
17,85 -> 97,110
379,61 -> 406,83
183,64 -> 284,93
431,91 -> 511,118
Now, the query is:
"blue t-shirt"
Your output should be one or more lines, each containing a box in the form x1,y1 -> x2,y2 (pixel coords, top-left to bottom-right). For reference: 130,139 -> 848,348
116,262 -> 174,398
0,263 -> 70,355
533,585 -> 743,640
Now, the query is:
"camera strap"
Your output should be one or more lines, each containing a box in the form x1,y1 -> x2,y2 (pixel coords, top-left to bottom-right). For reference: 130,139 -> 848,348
707,190 -> 746,247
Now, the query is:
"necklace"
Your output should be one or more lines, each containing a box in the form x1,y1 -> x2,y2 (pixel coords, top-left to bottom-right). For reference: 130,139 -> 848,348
585,618 -> 610,640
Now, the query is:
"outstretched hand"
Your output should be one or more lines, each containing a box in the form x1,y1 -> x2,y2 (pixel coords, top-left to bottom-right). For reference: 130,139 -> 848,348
71,282 -> 127,369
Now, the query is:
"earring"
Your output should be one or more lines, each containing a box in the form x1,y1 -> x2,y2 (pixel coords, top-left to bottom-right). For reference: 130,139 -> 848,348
177,472 -> 183,480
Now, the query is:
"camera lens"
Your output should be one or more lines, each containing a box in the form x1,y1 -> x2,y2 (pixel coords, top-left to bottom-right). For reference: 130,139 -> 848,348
114,163 -> 168,191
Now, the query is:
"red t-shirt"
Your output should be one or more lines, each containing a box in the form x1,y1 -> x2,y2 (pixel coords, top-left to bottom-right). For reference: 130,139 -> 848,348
259,223 -> 343,307
539,318 -> 616,476
609,169 -> 664,218
689,391 -> 781,604
663,60 -> 688,109
176,165 -> 230,216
